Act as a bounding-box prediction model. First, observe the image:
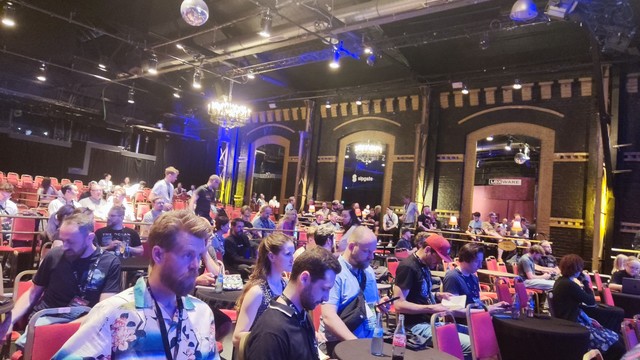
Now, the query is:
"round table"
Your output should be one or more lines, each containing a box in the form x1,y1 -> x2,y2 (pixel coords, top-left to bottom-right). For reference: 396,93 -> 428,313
195,287 -> 243,310
333,339 -> 458,360
492,315 -> 589,360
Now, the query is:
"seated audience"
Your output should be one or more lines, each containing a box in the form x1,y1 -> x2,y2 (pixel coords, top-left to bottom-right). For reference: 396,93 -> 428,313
326,211 -> 342,232
36,177 -> 59,207
142,198 -> 165,223
612,254 -> 628,275
124,180 -> 145,198
240,204 -> 260,239
0,182 -> 18,241
551,254 -> 624,360
319,201 -> 330,218
209,215 -> 229,260
48,184 -> 80,215
294,225 -> 335,259
277,209 -> 298,236
252,205 -> 276,238
536,240 -> 560,275
417,205 -> 437,232
310,211 -> 325,227
382,206 -> 399,241
609,256 -> 640,292
79,183 -> 109,219
393,232 -> 471,359
97,173 -> 113,194
319,227 -> 389,356
94,206 -> 143,257
465,211 -> 483,240
233,233 -> 295,347
106,187 -> 135,221
395,228 -> 414,253
45,204 -> 79,245
443,243 -> 508,311
0,212 -> 121,349
53,210 -> 220,359
224,218 -> 256,278
517,245 -> 555,290
245,247 -> 340,360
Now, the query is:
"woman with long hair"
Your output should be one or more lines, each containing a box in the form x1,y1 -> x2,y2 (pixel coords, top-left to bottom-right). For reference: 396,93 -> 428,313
232,232 -> 295,347
276,209 -> 298,236
337,207 -> 361,252
37,177 -> 58,207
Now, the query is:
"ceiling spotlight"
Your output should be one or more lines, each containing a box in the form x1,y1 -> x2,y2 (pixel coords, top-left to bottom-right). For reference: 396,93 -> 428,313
36,63 -> 47,82
176,43 -> 184,50
180,0 -> 209,27
1,2 -> 16,27
510,0 -> 538,21
247,71 -> 255,80
127,88 -> 135,104
356,97 -> 363,106
192,68 -> 202,89
173,89 -> 181,98
329,47 -> 340,69
363,46 -> 373,55
258,9 -> 272,38
479,32 -> 489,51
147,53 -> 158,75
512,79 -> 522,90
325,100 -> 331,109
505,138 -> 513,151
461,85 -> 469,95
486,135 -> 494,141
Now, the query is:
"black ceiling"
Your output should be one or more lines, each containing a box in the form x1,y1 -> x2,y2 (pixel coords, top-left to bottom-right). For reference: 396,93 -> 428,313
0,0 -> 638,131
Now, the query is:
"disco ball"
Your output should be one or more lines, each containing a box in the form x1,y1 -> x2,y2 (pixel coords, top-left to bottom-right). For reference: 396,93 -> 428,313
180,0 -> 209,27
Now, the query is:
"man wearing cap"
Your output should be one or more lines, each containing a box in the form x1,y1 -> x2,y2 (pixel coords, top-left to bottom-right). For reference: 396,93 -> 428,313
465,211 -> 483,241
393,232 -> 472,359
482,212 -> 506,260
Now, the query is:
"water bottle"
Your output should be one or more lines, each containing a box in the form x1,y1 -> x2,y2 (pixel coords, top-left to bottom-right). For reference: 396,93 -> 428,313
527,294 -> 535,318
392,314 -> 406,360
511,293 -> 520,319
371,312 -> 384,356
214,272 -> 224,293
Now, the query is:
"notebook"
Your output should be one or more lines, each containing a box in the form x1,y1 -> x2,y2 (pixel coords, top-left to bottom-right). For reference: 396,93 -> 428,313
622,278 -> 640,295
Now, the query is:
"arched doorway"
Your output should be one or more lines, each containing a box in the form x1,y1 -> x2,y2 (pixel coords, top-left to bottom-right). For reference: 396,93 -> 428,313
335,131 -> 395,208
247,135 -> 290,208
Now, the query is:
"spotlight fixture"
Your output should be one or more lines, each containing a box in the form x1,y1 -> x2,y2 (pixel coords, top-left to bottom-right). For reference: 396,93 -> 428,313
1,1 -> 16,27
147,53 -> 158,75
486,135 -> 494,141
329,47 -> 340,69
192,68 -> 202,89
479,32 -> 489,50
127,88 -> 135,104
461,85 -> 469,95
247,70 -> 255,80
173,89 -> 181,98
356,97 -> 363,106
36,63 -> 47,82
510,0 -> 538,21
325,100 -> 331,109
98,56 -> 108,71
176,43 -> 184,50
363,46 -> 373,55
258,9 -> 272,38
505,138 -> 513,151
512,79 -> 522,90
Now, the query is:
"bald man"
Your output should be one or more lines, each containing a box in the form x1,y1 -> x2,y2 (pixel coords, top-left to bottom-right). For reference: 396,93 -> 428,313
190,175 -> 222,224
319,227 -> 389,356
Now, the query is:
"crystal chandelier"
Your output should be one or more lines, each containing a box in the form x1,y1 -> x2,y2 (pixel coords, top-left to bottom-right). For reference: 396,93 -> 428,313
208,82 -> 251,130
354,141 -> 384,165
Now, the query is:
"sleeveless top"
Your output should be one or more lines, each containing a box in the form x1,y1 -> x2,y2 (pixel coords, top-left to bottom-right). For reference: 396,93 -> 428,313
253,278 -> 287,327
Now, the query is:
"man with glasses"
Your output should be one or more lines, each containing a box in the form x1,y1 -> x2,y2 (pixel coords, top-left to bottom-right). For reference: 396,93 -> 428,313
95,206 -> 143,258
79,183 -> 108,220
393,232 -> 472,359
48,184 -> 80,216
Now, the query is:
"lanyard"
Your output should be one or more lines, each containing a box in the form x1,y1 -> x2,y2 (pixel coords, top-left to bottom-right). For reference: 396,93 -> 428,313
280,294 -> 319,360
147,280 -> 183,360
414,253 -> 436,304
73,249 -> 103,299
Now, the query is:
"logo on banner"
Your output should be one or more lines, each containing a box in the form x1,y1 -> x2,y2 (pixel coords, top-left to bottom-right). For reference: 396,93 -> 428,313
489,178 -> 522,186
352,174 -> 374,183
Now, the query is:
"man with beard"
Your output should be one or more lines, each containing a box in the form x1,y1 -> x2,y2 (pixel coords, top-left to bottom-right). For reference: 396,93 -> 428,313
53,210 -> 221,359
320,227 -> 389,356
190,174 -> 221,224
245,247 -> 341,360
94,206 -> 143,258
0,213 -> 121,349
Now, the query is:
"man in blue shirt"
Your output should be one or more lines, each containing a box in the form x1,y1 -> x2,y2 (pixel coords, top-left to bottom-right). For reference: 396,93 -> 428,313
252,205 -> 276,238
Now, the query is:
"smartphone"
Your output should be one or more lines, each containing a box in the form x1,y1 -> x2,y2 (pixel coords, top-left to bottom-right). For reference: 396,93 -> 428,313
0,296 -> 11,305
376,296 -> 400,308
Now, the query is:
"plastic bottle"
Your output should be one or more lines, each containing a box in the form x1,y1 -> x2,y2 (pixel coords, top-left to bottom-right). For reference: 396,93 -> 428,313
511,293 -> 520,319
527,294 -> 535,317
214,272 -> 224,293
371,312 -> 384,356
392,314 -> 406,360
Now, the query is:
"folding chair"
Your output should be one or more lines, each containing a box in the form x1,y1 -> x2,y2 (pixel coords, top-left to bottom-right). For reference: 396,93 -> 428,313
494,277 -> 513,304
466,303 -> 501,360
431,311 -> 464,360
601,285 -> 615,306
23,306 -> 91,360
485,256 -> 498,271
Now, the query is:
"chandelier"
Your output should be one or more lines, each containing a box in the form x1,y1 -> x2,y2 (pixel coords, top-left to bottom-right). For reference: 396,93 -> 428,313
354,141 -> 384,165
208,81 -> 251,130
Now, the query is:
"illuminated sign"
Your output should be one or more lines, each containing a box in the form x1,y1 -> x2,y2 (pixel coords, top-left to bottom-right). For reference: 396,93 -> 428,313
489,178 -> 522,186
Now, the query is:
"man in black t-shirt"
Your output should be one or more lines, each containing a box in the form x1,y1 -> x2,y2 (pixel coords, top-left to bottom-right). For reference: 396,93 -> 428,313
393,232 -> 472,359
0,212 -> 121,347
223,218 -> 256,278
95,206 -> 143,258
190,175 -> 221,223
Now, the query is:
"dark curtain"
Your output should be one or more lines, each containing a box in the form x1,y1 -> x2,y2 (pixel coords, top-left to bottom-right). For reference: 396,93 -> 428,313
87,149 -> 160,185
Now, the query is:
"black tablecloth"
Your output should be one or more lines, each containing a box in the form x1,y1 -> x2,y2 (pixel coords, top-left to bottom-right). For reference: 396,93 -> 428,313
195,287 -> 243,310
333,339 -> 457,360
120,256 -> 149,271
612,292 -> 640,318
493,315 -> 589,360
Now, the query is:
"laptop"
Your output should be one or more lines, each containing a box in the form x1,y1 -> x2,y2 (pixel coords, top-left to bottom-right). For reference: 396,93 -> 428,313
622,278 -> 640,295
